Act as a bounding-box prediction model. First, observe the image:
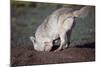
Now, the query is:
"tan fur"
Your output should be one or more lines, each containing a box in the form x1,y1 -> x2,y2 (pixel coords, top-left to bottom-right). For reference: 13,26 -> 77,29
30,6 -> 89,52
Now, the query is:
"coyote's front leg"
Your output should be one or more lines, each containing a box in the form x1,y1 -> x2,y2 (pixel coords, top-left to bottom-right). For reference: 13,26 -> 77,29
54,33 -> 66,52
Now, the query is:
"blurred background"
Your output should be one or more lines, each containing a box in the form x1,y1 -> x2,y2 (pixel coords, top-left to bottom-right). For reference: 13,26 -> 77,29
11,1 -> 95,48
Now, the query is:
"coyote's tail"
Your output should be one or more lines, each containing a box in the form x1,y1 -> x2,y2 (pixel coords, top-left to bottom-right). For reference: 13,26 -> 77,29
73,6 -> 90,18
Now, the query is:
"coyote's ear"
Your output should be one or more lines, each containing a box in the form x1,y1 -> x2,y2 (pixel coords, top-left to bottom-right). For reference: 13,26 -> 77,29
29,36 -> 36,44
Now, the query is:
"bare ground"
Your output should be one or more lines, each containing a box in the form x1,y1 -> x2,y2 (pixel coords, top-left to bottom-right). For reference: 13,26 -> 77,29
11,44 -> 95,67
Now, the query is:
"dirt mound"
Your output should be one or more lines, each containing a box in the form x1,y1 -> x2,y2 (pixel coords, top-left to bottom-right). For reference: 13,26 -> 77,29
11,45 -> 95,66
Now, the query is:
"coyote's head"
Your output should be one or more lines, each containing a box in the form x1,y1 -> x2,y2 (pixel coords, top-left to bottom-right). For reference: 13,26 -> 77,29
29,36 -> 53,52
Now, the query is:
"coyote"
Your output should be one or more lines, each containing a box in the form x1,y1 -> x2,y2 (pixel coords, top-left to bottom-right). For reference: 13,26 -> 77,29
30,6 -> 89,52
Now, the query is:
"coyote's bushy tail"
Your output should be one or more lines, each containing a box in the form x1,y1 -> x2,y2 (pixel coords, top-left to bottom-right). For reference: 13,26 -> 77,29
73,6 -> 90,18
